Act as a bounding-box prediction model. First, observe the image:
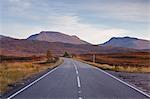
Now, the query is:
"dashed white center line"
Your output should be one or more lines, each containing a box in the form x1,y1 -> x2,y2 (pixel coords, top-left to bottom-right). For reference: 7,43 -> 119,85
76,70 -> 79,75
75,65 -> 78,71
78,90 -> 81,94
79,97 -> 83,99
77,76 -> 81,88
73,63 -> 83,99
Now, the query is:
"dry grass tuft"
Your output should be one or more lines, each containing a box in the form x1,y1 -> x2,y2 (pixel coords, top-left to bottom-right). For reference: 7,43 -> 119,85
75,52 -> 150,73
0,58 -> 63,94
75,58 -> 150,73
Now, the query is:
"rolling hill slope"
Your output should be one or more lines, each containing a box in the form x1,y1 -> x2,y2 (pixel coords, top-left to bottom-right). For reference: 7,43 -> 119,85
101,37 -> 150,49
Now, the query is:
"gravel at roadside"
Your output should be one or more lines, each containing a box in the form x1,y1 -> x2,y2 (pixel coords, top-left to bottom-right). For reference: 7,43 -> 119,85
106,70 -> 150,95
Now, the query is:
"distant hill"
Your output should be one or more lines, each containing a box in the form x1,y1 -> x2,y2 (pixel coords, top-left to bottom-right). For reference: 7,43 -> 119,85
0,35 -> 17,40
0,35 -> 140,56
27,31 -> 89,44
101,37 -> 150,49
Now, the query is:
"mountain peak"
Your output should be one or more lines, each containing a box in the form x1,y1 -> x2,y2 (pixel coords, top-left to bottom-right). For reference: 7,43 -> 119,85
27,31 -> 89,44
39,31 -> 61,34
71,35 -> 80,39
102,36 -> 150,49
111,36 -> 138,40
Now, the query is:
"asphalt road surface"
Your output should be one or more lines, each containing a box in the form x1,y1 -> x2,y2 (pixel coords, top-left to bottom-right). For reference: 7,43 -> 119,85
7,58 -> 149,99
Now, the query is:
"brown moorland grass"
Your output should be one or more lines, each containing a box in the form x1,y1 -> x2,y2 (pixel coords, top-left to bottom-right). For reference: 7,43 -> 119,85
75,52 -> 150,73
0,56 -> 63,94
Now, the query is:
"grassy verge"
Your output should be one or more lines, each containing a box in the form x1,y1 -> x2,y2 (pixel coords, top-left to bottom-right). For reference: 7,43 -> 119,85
77,52 -> 150,67
75,58 -> 150,73
0,58 -> 63,94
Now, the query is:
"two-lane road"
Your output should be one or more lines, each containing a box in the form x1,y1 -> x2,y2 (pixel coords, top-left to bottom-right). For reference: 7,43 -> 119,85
7,58 -> 149,99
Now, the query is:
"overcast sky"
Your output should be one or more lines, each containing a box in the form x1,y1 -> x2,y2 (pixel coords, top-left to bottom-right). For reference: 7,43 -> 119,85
1,0 -> 150,44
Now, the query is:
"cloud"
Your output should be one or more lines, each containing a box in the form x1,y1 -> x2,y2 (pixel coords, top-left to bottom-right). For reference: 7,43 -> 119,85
2,15 -> 129,44
80,0 -> 150,23
1,0 -> 149,44
46,16 -> 130,44
4,0 -> 149,23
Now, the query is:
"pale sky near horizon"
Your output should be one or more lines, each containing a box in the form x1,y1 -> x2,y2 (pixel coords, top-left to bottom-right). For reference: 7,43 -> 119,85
1,0 -> 150,44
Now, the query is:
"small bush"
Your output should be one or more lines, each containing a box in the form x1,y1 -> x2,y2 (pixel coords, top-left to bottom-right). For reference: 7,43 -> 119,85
63,52 -> 71,58
46,50 -> 53,62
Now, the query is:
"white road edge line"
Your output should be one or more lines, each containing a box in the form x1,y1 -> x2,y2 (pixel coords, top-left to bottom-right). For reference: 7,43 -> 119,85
93,66 -> 150,98
7,66 -> 59,99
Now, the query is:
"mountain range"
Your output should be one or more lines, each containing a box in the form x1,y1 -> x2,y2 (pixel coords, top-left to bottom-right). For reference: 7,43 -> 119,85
27,31 -> 150,49
0,31 -> 149,56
